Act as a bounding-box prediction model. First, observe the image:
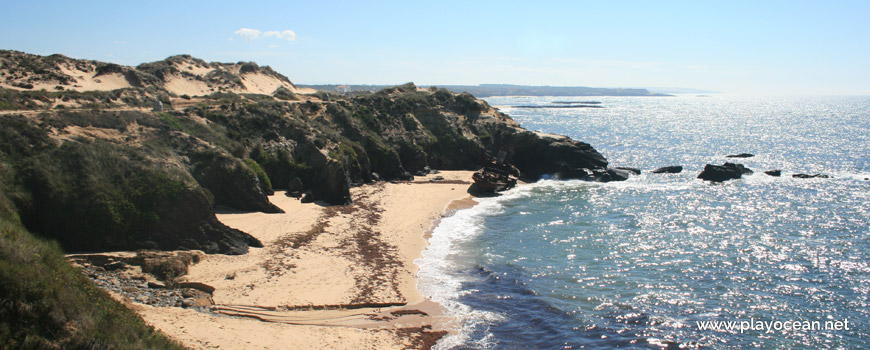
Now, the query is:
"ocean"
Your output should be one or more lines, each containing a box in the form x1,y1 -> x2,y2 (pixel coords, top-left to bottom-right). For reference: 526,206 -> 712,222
417,95 -> 870,349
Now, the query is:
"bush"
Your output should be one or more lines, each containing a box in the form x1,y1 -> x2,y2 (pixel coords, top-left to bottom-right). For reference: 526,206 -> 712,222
244,158 -> 273,194
0,217 -> 185,349
19,140 -> 197,252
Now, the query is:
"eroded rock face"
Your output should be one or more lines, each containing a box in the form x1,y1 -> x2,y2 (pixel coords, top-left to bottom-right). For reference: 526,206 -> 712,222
493,130 -> 608,180
698,162 -> 753,182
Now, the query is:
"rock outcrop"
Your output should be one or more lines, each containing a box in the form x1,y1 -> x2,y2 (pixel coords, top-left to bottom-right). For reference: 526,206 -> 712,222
652,165 -> 683,174
792,173 -> 831,179
726,153 -> 755,158
698,163 -> 753,182
612,167 -> 641,175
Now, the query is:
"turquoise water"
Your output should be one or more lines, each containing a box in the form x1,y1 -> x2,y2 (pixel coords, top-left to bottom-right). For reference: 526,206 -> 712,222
417,96 -> 870,349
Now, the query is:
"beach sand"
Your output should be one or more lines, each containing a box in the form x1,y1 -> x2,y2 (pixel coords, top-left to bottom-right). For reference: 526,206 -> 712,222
135,171 -> 477,349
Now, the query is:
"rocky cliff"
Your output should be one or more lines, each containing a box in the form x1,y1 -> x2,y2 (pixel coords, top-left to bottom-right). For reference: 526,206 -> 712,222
0,52 -> 611,255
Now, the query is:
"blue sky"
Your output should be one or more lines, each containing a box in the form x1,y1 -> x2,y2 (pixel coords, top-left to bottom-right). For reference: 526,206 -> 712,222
2,0 -> 868,95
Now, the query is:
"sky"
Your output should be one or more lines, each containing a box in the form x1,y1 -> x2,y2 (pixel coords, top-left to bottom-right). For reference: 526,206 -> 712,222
1,0 -> 868,95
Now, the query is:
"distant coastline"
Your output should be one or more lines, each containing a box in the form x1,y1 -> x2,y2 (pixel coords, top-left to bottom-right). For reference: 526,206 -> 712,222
300,83 -> 673,97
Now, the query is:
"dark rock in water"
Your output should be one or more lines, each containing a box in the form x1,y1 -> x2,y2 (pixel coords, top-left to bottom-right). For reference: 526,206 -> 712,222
287,177 -> 304,192
698,163 -> 753,182
793,173 -> 831,179
726,153 -> 755,158
583,168 -> 632,182
287,191 -> 303,198
651,165 -> 683,174
612,166 -> 641,175
764,170 -> 782,177
604,168 -> 632,181
504,131 -> 608,181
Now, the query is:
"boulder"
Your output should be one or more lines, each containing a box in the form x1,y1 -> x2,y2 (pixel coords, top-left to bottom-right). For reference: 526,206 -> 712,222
498,130 -> 609,181
793,173 -> 831,179
651,166 -> 683,174
612,167 -> 641,175
287,177 -> 304,192
300,192 -> 314,203
698,163 -> 753,182
583,168 -> 632,182
604,168 -> 632,181
764,170 -> 781,177
726,153 -> 755,158
177,282 -> 216,294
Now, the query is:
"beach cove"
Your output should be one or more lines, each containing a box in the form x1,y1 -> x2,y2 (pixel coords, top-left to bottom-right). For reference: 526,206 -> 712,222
128,171 -> 475,349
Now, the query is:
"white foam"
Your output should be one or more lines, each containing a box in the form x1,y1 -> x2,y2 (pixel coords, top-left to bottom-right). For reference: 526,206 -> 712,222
416,185 -> 541,349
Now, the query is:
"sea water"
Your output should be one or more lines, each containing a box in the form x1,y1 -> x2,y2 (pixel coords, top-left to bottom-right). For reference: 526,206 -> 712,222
417,95 -> 870,349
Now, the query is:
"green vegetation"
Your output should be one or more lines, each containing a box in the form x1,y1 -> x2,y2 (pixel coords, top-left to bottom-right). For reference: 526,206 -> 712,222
0,127 -> 185,349
0,216 -> 186,349
249,147 -> 312,190
20,140 -> 197,252
0,87 -> 160,110
244,158 -> 273,193
158,112 -> 186,131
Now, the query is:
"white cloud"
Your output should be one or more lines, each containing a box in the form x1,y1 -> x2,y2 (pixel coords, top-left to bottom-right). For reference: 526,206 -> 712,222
234,28 -> 296,42
234,28 -> 261,41
263,30 -> 296,41
269,44 -> 281,48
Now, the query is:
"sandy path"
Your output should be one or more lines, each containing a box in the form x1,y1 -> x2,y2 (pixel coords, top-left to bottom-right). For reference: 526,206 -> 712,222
137,171 -> 476,349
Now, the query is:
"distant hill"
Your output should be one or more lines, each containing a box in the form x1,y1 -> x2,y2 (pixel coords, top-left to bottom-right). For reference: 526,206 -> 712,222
0,50 -> 315,96
644,87 -> 720,94
299,83 -> 671,97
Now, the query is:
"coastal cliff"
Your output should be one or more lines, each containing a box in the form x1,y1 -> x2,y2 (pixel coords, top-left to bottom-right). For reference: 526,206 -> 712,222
0,50 -> 611,348
1,50 -> 610,254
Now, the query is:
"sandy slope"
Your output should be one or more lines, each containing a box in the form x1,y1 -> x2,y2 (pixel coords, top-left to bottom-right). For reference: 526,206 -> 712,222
137,171 -> 476,349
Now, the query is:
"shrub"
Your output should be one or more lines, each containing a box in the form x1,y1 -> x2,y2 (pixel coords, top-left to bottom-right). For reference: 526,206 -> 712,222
0,217 -> 185,349
158,112 -> 185,131
18,141 -> 196,252
244,158 -> 273,193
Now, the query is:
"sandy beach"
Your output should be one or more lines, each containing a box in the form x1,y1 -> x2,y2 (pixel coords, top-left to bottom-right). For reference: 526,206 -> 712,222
134,170 -> 477,349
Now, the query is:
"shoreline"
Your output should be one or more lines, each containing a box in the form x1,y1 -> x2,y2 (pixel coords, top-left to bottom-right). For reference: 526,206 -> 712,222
131,170 -> 477,349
